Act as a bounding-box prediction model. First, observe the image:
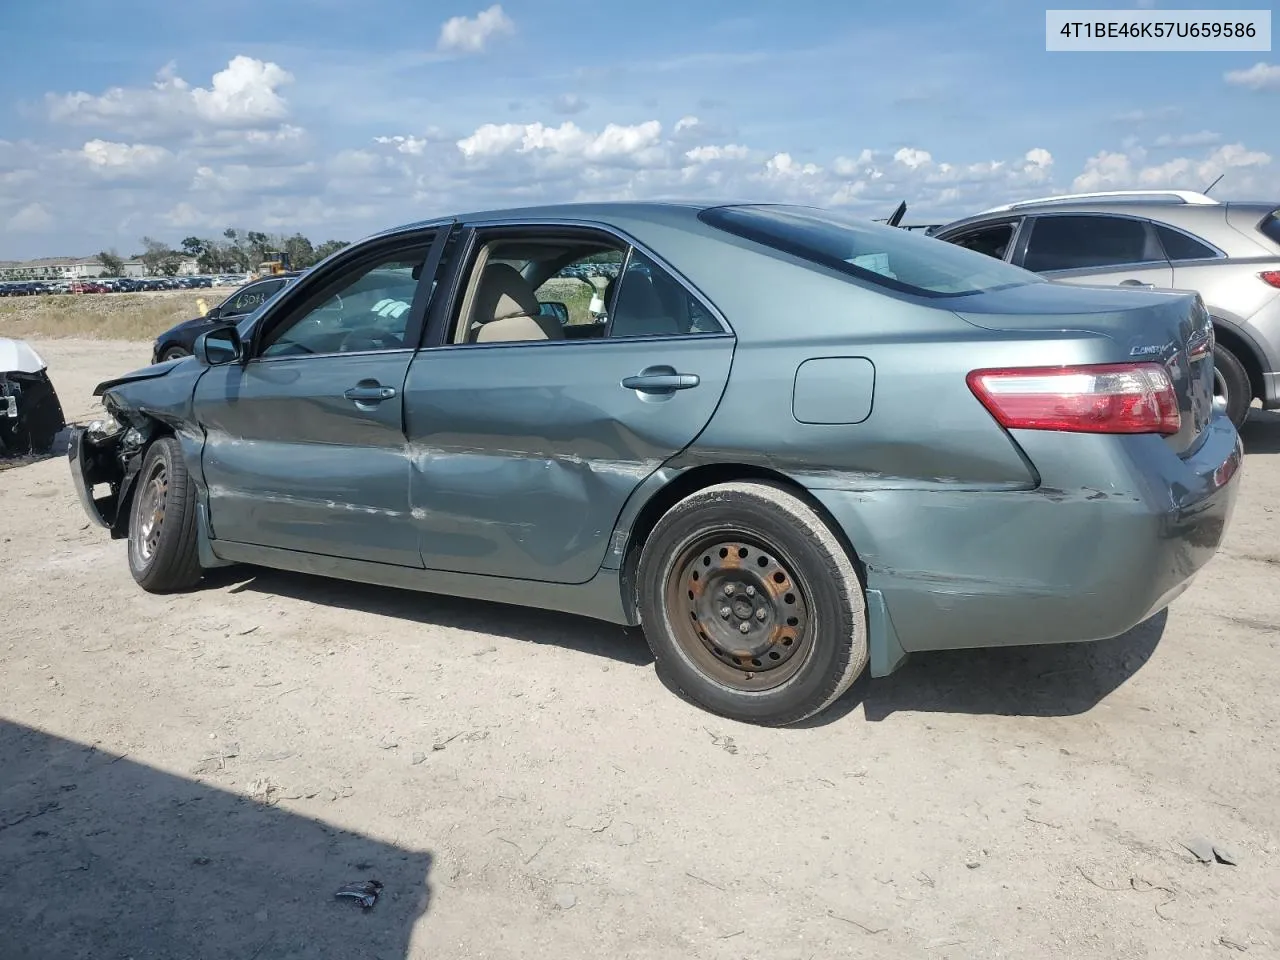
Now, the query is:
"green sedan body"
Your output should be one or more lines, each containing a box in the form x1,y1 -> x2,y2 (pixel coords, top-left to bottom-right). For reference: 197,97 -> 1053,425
68,201 -> 1243,725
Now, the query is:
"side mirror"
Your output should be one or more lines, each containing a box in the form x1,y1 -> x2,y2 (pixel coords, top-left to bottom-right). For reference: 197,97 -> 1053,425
538,301 -> 569,325
194,326 -> 243,366
204,304 -> 222,319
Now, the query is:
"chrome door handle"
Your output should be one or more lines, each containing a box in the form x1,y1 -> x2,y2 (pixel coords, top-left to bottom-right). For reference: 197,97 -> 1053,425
344,384 -> 397,403
621,373 -> 700,392
1119,279 -> 1155,289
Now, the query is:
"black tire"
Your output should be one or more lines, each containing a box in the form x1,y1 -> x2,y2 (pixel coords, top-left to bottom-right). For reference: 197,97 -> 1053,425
160,346 -> 190,362
0,373 -> 65,453
1213,343 -> 1251,429
127,436 -> 203,592
636,481 -> 868,726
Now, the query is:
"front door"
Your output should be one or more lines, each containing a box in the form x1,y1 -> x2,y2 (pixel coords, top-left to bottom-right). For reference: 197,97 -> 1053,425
193,230 -> 444,566
404,229 -> 734,583
1017,213 -> 1174,289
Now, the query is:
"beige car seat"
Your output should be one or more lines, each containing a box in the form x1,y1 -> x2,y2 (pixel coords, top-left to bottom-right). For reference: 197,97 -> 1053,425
469,263 -> 564,343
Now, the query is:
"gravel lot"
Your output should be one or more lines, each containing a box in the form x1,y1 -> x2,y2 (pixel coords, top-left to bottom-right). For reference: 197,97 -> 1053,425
2,339 -> 1278,960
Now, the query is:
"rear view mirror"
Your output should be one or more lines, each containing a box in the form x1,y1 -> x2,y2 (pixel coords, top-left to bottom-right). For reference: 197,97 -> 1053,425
194,326 -> 243,366
538,301 -> 569,325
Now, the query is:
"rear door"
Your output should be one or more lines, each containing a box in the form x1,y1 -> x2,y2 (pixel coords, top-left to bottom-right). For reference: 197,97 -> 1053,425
403,223 -> 735,584
193,229 -> 448,566
1016,213 -> 1174,290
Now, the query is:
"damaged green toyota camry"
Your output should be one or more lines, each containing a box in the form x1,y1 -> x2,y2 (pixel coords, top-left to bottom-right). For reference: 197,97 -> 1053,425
68,202 -> 1243,725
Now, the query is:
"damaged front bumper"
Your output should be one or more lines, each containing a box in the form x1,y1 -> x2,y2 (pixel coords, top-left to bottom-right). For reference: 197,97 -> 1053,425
68,418 -> 147,537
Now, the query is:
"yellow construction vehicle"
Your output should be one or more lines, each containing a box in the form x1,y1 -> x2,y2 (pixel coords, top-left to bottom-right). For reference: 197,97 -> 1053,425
255,251 -> 290,277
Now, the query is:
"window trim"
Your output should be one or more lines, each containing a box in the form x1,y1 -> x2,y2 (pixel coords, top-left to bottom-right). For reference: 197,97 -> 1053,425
1151,220 -> 1227,263
420,219 -> 733,352
1015,212 -> 1169,275
243,226 -> 450,365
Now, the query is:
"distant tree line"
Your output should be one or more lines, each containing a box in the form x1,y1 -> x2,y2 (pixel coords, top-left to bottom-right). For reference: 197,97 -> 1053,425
91,229 -> 351,277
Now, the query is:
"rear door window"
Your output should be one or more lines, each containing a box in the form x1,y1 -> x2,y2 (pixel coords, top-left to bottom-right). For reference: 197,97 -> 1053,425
1022,215 -> 1159,273
941,221 -> 1018,261
1154,224 -> 1218,262
1259,211 -> 1280,248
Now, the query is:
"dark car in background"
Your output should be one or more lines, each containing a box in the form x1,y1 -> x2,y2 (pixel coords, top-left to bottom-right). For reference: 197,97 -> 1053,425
151,274 -> 300,362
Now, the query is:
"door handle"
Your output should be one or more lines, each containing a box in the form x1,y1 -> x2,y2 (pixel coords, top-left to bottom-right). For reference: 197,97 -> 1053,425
622,372 -> 700,392
1119,279 -> 1155,288
344,383 -> 397,403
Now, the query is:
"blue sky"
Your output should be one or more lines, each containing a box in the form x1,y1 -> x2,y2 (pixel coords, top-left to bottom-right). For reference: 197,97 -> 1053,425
0,0 -> 1275,259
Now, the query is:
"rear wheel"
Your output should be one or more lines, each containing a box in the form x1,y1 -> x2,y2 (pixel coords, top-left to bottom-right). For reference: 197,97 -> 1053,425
1213,343 -> 1251,429
636,481 -> 868,726
127,436 -> 203,592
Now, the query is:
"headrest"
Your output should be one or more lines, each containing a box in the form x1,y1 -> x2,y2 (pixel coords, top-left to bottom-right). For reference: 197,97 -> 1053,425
473,262 -> 540,324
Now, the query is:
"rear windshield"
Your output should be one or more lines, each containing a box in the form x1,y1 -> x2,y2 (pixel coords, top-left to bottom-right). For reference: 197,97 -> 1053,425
1260,210 -> 1280,248
698,204 -> 1042,298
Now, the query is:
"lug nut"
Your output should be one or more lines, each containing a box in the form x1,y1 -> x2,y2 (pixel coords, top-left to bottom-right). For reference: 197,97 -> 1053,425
723,584 -> 735,597
719,606 -> 731,619
745,585 -> 756,597
738,622 -> 750,634
755,609 -> 767,621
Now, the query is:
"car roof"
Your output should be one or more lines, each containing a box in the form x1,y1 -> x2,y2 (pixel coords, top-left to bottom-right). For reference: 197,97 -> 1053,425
367,200 -> 755,242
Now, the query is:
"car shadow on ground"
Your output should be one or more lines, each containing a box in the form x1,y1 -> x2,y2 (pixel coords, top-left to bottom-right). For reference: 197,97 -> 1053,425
1240,408 -> 1280,455
209,566 -> 655,668
801,609 -> 1168,727
0,719 -> 432,960
0,425 -> 73,472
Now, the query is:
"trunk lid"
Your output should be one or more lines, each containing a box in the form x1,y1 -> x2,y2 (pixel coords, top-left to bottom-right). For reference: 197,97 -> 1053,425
948,282 -> 1215,455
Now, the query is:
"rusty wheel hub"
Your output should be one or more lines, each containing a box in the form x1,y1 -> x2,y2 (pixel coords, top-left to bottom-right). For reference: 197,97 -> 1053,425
669,538 -> 810,688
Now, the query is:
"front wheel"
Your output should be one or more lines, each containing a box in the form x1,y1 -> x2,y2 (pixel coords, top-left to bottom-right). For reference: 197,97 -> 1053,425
636,481 -> 868,726
1213,344 -> 1251,429
161,346 -> 190,362
127,436 -> 203,592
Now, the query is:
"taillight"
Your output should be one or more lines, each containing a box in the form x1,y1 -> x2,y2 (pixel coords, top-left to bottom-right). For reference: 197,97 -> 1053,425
1260,271 -> 1280,289
967,363 -> 1181,436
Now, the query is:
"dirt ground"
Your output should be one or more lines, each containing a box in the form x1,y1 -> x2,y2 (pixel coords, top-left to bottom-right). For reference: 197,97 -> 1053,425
2,339 -> 1278,960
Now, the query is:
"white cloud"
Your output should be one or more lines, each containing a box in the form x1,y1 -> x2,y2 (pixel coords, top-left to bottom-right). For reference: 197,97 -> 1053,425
75,139 -> 173,169
47,56 -> 293,134
374,134 -> 429,155
456,120 -> 663,162
894,147 -> 932,169
674,116 -> 701,134
7,203 -> 54,233
437,5 -> 515,54
762,152 -> 821,178
1153,130 -> 1221,148
1073,142 -> 1272,192
1224,61 -> 1280,91
684,144 -> 750,163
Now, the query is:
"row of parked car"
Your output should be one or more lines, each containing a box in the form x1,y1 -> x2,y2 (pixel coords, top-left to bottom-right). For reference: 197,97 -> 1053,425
0,274 -> 253,297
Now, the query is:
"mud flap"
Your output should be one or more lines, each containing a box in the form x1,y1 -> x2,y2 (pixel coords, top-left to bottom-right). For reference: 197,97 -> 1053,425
866,588 -> 910,677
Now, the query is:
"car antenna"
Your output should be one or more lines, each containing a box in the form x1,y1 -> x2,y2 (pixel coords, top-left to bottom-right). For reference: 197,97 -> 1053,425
1203,173 -> 1224,195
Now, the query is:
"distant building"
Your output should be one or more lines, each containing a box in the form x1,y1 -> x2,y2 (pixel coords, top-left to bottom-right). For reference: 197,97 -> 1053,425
1,256 -> 109,279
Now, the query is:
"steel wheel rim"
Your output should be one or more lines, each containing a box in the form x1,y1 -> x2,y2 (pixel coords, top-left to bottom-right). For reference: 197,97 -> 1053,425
133,461 -> 167,563
664,533 -> 812,691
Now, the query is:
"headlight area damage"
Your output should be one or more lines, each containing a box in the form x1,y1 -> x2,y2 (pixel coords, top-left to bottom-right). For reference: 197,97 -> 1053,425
68,403 -> 155,537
